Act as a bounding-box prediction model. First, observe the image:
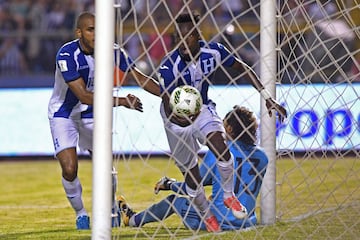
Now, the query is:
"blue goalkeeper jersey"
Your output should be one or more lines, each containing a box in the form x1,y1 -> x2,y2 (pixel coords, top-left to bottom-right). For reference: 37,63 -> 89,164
200,140 -> 268,229
158,40 -> 236,104
48,40 -> 134,119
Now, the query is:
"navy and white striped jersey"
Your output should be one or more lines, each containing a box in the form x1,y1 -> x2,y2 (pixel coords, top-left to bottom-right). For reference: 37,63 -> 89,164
158,40 -> 236,104
48,40 -> 134,119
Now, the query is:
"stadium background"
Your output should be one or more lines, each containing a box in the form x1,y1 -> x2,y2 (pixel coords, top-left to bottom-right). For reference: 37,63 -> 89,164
0,0 -> 359,157
0,1 -> 359,239
1,0 -> 359,87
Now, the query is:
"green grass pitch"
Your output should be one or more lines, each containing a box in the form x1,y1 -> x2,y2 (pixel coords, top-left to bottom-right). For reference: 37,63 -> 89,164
0,157 -> 359,239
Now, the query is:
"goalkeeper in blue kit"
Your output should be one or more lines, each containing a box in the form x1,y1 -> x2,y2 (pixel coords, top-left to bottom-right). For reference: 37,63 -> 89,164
118,106 -> 268,231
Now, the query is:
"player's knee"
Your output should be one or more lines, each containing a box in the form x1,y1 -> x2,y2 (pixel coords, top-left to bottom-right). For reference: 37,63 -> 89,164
207,132 -> 231,161
176,157 -> 197,173
223,150 -> 231,162
62,166 -> 77,181
166,194 -> 176,203
213,147 -> 231,162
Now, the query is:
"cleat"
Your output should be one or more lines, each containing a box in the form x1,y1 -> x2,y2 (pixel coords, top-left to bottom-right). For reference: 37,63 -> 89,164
154,176 -> 176,194
117,195 -> 136,226
76,215 -> 90,230
204,215 -> 220,232
224,196 -> 248,219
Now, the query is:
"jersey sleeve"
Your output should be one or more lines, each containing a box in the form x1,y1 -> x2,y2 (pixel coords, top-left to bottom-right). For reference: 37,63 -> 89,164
211,42 -> 236,67
56,48 -> 81,82
115,47 -> 136,72
158,59 -> 177,95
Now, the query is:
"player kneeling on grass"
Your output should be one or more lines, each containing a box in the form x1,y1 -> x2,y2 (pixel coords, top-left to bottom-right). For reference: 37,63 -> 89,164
118,106 -> 269,231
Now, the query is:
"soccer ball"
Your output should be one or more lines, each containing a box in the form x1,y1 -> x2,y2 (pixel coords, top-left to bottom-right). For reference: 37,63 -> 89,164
169,85 -> 203,117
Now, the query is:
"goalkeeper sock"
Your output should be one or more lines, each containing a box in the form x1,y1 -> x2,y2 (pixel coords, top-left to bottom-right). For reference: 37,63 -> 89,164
62,177 -> 87,217
216,153 -> 235,199
186,185 -> 212,219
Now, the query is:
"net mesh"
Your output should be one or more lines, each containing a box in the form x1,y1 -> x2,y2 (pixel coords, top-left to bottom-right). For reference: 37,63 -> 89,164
110,0 -> 360,239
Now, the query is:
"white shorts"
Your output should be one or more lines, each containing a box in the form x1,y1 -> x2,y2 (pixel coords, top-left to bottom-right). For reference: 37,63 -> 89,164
49,117 -> 93,155
160,102 -> 225,172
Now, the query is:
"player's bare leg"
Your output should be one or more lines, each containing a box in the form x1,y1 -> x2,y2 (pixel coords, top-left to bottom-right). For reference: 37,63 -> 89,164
57,147 -> 89,229
183,165 -> 220,232
207,131 -> 247,219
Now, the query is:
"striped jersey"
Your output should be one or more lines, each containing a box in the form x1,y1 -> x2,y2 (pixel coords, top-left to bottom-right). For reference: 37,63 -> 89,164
48,40 -> 134,119
158,40 -> 236,104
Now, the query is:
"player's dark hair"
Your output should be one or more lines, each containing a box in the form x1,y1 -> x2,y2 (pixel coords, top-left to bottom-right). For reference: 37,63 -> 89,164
76,12 -> 94,29
224,105 -> 258,145
176,11 -> 200,24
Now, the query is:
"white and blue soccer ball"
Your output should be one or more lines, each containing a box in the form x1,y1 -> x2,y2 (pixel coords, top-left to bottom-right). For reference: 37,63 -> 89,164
169,85 -> 203,118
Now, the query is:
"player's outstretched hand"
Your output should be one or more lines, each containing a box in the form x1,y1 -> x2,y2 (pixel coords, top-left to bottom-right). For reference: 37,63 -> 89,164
124,94 -> 143,112
170,112 -> 200,127
265,98 -> 287,123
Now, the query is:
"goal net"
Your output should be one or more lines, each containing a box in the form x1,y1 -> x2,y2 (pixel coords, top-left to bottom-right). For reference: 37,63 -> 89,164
100,0 -> 360,239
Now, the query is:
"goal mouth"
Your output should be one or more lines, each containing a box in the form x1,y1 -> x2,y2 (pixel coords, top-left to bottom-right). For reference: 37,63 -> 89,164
95,1 -> 360,239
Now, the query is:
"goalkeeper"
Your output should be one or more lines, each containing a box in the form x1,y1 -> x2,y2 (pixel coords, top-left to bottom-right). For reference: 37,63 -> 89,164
119,106 -> 268,231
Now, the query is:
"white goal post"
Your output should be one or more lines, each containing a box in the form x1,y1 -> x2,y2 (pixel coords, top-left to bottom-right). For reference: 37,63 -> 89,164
93,1 -> 360,239
259,0 -> 277,225
92,0 -> 278,237
92,1 -> 114,239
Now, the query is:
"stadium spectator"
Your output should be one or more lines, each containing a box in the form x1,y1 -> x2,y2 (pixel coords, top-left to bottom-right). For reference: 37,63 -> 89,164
307,0 -> 337,22
154,11 -> 286,232
350,55 -> 360,82
118,105 -> 268,231
0,3 -> 28,75
48,12 -> 160,230
220,0 -> 244,22
148,32 -> 172,66
302,1 -> 355,82
26,0 -> 49,72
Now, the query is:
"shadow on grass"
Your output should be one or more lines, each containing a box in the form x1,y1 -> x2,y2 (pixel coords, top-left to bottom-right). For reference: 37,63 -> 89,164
0,228 -> 91,240
113,226 -> 210,240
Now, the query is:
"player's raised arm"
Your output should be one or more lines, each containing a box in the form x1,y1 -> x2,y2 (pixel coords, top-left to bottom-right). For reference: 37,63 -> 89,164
230,60 -> 287,122
130,67 -> 160,97
67,76 -> 143,112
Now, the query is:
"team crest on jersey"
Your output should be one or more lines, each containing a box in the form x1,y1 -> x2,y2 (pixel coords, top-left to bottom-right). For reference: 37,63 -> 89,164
58,60 -> 68,72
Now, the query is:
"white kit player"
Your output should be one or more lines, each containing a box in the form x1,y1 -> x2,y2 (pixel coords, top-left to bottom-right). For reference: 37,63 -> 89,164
157,11 -> 287,232
48,12 -> 159,230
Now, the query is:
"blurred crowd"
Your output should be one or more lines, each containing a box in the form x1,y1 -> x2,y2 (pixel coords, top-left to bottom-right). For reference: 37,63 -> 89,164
0,0 -> 358,84
0,0 -> 94,76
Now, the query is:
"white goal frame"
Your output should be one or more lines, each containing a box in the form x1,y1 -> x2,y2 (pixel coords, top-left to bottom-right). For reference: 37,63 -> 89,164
92,1 -> 114,239
260,0 -> 277,225
92,1 -> 277,238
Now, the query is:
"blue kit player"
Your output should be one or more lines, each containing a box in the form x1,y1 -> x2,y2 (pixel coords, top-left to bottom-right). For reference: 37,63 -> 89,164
118,106 -> 269,231
155,11 -> 286,231
48,12 -> 160,230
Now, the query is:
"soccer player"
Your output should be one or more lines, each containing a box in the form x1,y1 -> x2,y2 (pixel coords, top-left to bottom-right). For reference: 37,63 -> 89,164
48,12 -> 160,230
119,105 -> 268,231
156,11 -> 286,231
